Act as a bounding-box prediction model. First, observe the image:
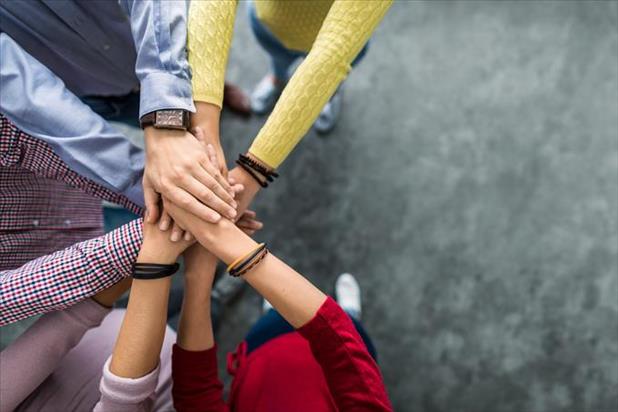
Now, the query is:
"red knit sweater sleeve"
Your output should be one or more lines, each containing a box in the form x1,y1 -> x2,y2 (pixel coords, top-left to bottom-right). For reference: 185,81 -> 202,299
172,344 -> 228,412
297,297 -> 393,411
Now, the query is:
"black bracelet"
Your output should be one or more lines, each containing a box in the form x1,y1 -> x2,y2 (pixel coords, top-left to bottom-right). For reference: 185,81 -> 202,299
236,154 -> 279,188
238,154 -> 279,179
132,262 -> 179,280
236,160 -> 269,188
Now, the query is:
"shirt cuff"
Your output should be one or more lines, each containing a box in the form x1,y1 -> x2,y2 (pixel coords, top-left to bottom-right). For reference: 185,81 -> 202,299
99,356 -> 160,404
172,344 -> 218,381
139,72 -> 196,118
105,219 -> 144,278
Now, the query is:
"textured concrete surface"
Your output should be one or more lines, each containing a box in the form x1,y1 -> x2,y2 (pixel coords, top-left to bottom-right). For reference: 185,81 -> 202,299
1,1 -> 617,411
215,2 -> 618,411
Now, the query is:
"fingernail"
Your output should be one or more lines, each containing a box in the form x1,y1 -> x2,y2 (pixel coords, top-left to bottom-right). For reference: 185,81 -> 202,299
232,201 -> 238,208
159,220 -> 169,231
184,232 -> 192,241
211,213 -> 221,222
229,209 -> 237,219
171,232 -> 180,242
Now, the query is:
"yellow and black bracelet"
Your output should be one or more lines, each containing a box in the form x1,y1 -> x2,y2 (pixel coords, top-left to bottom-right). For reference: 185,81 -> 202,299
228,243 -> 269,277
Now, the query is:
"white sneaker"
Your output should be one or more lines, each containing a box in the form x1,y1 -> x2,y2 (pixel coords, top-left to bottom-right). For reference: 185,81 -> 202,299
335,273 -> 361,320
313,84 -> 343,134
262,298 -> 273,313
250,75 -> 285,115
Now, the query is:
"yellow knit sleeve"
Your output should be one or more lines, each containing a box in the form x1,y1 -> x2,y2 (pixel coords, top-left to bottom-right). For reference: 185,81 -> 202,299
248,0 -> 393,169
188,0 -> 237,108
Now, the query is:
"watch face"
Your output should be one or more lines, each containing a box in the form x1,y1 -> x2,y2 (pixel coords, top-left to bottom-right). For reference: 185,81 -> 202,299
155,110 -> 184,128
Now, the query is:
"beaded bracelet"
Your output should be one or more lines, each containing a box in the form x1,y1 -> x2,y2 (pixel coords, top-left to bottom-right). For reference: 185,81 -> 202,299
132,262 -> 180,280
236,154 -> 279,188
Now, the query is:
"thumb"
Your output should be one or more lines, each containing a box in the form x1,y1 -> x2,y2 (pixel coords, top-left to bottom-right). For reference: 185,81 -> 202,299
143,180 -> 160,223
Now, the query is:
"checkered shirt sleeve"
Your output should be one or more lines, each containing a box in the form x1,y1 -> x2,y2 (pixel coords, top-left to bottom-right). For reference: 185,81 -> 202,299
0,114 -> 143,216
0,219 -> 143,325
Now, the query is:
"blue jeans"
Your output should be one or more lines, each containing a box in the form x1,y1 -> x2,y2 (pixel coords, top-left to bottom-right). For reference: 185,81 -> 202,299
245,308 -> 378,361
248,2 -> 369,81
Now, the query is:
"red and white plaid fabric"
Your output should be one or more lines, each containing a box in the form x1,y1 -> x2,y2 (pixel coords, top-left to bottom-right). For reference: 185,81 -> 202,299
0,114 -> 145,324
0,219 -> 143,325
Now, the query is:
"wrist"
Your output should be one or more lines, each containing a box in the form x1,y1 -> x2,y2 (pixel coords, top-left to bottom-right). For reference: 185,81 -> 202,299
138,240 -> 179,264
245,151 -> 273,173
192,102 -> 221,136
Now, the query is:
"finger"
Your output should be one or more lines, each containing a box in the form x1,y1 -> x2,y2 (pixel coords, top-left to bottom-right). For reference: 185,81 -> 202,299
143,183 -> 160,223
199,156 -> 233,197
192,166 -> 237,209
159,210 -> 172,231
183,176 -> 237,220
243,210 -> 257,219
231,183 -> 244,196
168,187 -> 222,223
184,231 -> 194,241
192,127 -> 205,142
239,219 -> 263,231
206,144 -> 219,171
171,221 -> 184,242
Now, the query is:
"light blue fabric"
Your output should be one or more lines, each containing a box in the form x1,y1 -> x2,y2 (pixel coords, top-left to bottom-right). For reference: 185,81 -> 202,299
0,0 -> 194,117
0,34 -> 145,207
0,0 -> 194,206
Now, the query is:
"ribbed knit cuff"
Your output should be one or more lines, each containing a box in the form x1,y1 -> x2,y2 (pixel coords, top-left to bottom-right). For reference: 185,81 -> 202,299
99,356 -> 160,405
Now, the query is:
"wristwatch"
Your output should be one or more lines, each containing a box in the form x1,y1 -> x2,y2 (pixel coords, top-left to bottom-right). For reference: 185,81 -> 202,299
140,109 -> 191,130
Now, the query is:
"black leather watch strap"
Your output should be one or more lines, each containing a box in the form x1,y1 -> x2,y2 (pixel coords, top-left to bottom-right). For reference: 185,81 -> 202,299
140,110 -> 190,130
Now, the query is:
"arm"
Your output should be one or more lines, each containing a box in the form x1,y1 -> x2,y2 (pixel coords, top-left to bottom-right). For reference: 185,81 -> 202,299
0,33 -> 144,207
188,0 -> 238,176
164,202 -> 393,410
0,220 -> 143,326
172,246 -> 228,412
0,299 -> 111,411
118,0 -> 237,228
0,279 -> 131,411
247,0 -> 393,169
95,220 -> 192,412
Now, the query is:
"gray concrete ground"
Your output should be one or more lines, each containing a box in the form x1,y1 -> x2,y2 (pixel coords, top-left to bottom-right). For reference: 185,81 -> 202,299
215,2 -> 618,411
1,1 -> 617,412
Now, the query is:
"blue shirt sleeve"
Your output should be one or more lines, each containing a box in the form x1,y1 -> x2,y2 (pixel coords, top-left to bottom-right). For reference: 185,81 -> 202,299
0,33 -> 145,207
119,0 -> 195,118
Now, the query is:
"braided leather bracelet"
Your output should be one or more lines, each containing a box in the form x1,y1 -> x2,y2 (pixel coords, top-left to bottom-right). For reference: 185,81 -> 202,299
236,154 -> 279,188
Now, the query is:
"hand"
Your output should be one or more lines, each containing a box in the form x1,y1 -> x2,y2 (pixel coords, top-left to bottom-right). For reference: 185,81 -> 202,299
227,165 -> 262,218
192,101 -> 228,177
236,210 -> 263,236
143,127 -> 237,227
140,216 -> 195,264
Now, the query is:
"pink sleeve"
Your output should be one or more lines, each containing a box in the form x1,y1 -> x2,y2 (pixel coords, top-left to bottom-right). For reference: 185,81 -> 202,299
93,357 -> 160,412
0,219 -> 143,326
0,299 -> 110,412
297,297 -> 393,411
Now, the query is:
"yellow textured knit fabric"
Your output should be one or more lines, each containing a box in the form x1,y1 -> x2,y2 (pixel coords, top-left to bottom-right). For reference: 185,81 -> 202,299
188,0 -> 392,168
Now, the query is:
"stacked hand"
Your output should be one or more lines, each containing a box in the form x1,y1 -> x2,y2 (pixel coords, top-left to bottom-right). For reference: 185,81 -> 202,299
142,127 -> 237,239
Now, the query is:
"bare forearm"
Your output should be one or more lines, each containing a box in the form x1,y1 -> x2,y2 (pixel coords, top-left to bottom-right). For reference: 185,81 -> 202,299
177,254 -> 217,351
109,277 -> 171,378
169,207 -> 326,328
109,245 -> 177,378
